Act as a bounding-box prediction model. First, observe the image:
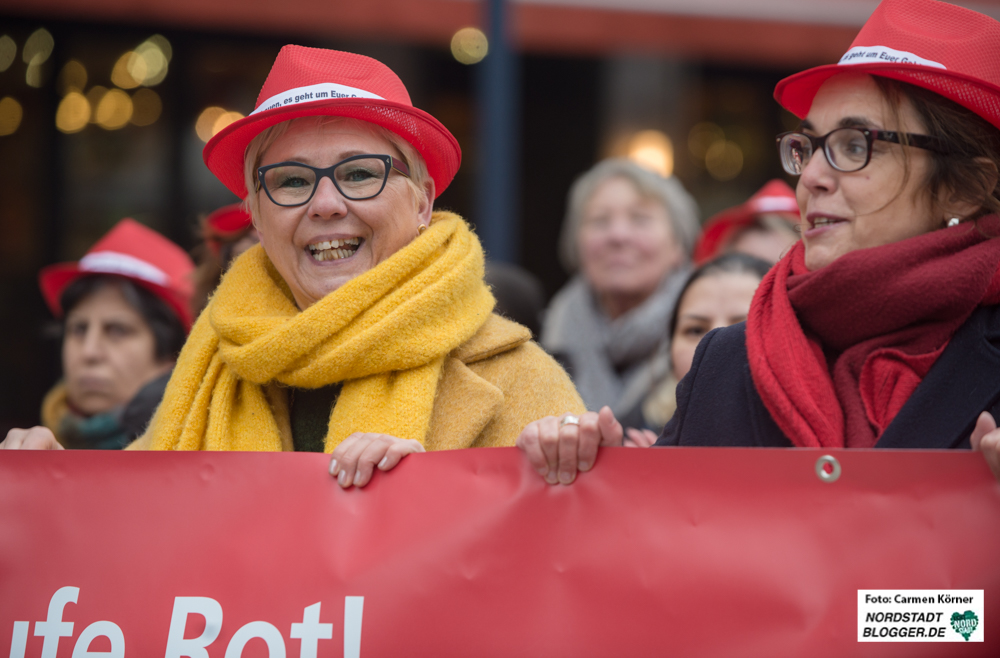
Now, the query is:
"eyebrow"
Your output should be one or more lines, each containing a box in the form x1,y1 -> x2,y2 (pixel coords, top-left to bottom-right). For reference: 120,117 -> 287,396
801,115 -> 882,133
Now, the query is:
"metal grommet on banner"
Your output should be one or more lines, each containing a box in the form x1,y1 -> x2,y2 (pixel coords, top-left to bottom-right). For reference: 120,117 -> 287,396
815,455 -> 841,483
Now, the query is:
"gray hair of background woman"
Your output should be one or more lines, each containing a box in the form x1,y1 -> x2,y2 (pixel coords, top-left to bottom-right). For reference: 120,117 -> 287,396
558,158 -> 701,272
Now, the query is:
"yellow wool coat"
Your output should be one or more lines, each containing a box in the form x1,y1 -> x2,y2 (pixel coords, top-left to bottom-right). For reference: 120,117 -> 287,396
129,313 -> 583,451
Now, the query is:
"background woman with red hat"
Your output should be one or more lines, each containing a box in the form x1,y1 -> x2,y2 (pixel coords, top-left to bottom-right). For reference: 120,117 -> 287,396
190,202 -> 259,318
519,0 -> 1000,483
4,219 -> 193,449
692,179 -> 800,265
0,45 -> 585,485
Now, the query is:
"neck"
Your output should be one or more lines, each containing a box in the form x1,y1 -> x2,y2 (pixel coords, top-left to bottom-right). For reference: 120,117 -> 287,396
598,290 -> 650,320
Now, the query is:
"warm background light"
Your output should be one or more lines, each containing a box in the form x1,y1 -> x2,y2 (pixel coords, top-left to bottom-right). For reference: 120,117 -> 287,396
0,97 -> 23,136
705,140 -> 744,181
23,28 -> 53,89
56,92 -> 90,134
0,36 -> 15,73
626,129 -> 674,177
196,106 -> 244,142
451,28 -> 488,65
86,86 -> 108,123
111,51 -> 142,89
130,88 -> 162,126
94,88 -> 133,130
57,60 -> 88,95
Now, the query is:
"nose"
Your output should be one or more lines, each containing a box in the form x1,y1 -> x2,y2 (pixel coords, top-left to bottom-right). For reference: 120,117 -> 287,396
307,175 -> 349,220
79,325 -> 105,362
798,144 -> 837,197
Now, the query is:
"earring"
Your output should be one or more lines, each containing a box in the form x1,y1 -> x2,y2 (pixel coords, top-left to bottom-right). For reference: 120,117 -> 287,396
418,224 -> 427,234
947,217 -> 961,227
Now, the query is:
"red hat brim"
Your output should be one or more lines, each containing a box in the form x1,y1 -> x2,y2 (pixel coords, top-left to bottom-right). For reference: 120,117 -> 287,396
775,61 -> 1000,130
39,263 -> 194,331
203,97 -> 462,200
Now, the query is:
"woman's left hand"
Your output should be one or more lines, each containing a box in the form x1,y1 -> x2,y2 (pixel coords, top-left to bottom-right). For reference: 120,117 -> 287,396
329,433 -> 425,489
970,412 -> 1000,481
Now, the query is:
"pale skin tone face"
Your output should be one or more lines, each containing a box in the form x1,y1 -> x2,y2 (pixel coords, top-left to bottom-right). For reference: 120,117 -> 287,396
255,117 -> 433,310
669,271 -> 761,382
62,284 -> 173,416
796,73 -> 945,271
577,176 -> 683,319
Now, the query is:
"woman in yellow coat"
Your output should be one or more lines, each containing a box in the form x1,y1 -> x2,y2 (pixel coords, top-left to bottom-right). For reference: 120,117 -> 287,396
4,45 -> 584,488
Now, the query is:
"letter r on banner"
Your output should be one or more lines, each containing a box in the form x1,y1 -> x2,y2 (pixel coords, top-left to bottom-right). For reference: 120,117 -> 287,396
164,597 -> 223,658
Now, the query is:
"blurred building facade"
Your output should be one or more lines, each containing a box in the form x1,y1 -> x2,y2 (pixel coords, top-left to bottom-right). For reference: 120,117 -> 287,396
1,0 -> 997,431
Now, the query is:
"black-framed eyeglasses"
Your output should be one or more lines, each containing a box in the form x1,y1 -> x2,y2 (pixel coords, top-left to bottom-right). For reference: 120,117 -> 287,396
256,154 -> 411,207
776,128 -> 947,175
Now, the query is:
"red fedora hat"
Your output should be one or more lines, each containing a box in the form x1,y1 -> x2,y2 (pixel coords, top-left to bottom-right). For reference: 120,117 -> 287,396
203,202 -> 253,257
203,45 -> 461,200
694,179 -> 800,264
774,0 -> 1000,130
39,219 -> 196,330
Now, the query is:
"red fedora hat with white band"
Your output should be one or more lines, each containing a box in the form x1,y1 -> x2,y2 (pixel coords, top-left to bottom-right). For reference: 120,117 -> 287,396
39,218 -> 196,330
774,0 -> 1000,130
203,45 -> 461,200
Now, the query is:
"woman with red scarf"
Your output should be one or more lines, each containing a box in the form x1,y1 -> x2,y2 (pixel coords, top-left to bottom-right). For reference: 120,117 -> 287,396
518,0 -> 1000,484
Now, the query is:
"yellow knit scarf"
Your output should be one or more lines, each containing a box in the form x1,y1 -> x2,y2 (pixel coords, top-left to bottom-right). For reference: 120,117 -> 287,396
146,212 -> 495,451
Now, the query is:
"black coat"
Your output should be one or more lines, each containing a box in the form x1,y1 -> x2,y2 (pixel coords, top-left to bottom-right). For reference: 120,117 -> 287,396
656,304 -> 1000,449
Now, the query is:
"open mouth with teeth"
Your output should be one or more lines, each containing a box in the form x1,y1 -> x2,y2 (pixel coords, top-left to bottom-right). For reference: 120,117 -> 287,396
308,237 -> 362,261
810,217 -> 847,229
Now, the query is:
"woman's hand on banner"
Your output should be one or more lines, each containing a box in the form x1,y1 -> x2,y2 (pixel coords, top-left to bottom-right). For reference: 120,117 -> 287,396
517,406 -> 623,485
0,426 -> 64,450
624,428 -> 658,448
329,432 -> 424,489
971,411 -> 1000,481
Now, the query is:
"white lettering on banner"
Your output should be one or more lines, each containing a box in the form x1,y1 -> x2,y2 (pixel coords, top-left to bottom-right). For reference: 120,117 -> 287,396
344,597 -> 364,658
13,589 -> 365,657
290,602 -> 333,658
224,621 -> 285,658
251,83 -> 384,116
34,586 -> 78,658
8,621 -> 28,658
164,597 -> 223,658
71,621 -> 125,658
839,45 -> 946,69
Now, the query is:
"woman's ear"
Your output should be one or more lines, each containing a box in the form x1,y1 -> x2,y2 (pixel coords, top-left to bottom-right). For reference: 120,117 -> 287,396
939,157 -> 999,220
416,178 -> 435,224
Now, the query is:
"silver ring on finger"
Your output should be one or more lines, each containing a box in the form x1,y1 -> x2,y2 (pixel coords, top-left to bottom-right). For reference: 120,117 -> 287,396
559,414 -> 580,428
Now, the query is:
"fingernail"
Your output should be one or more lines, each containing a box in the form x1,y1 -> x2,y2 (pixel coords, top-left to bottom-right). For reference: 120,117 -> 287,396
353,470 -> 364,486
579,462 -> 590,472
329,459 -> 338,476
545,471 -> 558,485
559,471 -> 573,484
378,456 -> 388,469
338,470 -> 349,487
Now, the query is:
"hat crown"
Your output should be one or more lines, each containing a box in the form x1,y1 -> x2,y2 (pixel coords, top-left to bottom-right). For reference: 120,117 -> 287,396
255,45 -> 412,112
849,0 -> 1000,85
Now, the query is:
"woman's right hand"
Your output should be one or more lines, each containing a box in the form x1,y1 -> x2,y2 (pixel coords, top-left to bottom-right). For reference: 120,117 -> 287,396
517,406 -> 623,485
1,427 -> 64,450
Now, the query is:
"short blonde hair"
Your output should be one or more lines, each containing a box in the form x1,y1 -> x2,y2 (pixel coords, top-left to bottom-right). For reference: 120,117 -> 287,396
243,116 -> 431,220
558,159 -> 700,272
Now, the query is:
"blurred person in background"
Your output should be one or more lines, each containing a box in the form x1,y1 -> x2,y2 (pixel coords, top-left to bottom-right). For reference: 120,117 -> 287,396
620,253 -> 771,444
190,203 -> 259,318
541,159 -> 700,422
484,261 -> 546,337
693,179 -> 800,265
3,46 -> 584,488
519,0 -> 1000,483
36,219 -> 193,448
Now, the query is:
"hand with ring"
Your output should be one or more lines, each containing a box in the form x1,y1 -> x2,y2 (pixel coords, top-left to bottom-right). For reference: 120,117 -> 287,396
516,406 -> 624,485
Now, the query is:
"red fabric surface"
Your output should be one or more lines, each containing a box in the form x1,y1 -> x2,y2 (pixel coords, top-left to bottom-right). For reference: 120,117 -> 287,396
747,218 -> 1000,448
0,447 -> 997,656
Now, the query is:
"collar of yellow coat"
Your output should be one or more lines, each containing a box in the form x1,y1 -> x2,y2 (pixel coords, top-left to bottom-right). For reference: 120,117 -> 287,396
144,211 -> 501,452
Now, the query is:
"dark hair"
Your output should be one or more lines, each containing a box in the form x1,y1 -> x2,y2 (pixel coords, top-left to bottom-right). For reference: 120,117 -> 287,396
60,275 -> 187,361
668,253 -> 772,340
873,77 -> 1000,220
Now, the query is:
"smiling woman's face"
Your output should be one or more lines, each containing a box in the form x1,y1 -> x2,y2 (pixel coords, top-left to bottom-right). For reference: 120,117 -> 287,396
255,117 -> 432,309
796,73 -> 941,271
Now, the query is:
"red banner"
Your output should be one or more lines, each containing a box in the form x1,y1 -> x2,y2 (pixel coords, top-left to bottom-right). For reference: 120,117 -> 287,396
0,447 -> 998,657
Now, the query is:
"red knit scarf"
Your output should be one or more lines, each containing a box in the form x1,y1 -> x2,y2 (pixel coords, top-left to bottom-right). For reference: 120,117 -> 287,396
746,217 -> 1000,448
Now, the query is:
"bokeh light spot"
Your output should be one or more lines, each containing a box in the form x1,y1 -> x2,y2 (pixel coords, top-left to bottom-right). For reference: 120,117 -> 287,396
111,51 -> 141,89
705,140 -> 744,181
130,88 -> 162,126
687,122 -> 725,160
626,130 -> 674,177
451,28 -> 488,65
58,60 -> 88,95
95,88 -> 133,130
0,36 -> 16,73
0,96 -> 23,136
22,28 -> 53,65
86,86 -> 108,122
56,91 -> 90,133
